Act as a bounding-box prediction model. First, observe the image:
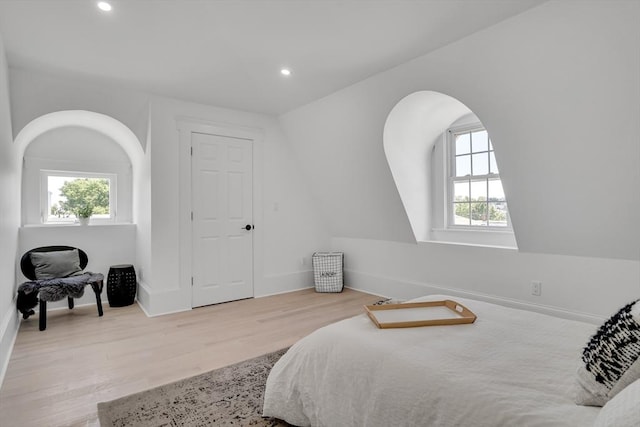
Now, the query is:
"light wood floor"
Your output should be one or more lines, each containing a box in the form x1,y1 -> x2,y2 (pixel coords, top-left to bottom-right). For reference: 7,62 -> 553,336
0,288 -> 380,427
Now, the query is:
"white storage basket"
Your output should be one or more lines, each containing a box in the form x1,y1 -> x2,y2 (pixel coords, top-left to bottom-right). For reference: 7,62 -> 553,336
312,252 -> 344,293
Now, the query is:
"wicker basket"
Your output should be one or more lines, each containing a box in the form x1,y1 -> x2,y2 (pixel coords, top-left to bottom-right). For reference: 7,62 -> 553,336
312,252 -> 344,293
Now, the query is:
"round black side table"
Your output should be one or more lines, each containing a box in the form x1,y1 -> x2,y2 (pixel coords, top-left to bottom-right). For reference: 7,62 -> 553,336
107,264 -> 137,307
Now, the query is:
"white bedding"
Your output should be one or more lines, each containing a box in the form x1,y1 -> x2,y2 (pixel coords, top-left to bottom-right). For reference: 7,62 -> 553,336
263,295 -> 601,427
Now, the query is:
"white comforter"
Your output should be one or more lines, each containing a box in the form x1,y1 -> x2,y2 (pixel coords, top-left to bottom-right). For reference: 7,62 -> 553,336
263,295 -> 601,427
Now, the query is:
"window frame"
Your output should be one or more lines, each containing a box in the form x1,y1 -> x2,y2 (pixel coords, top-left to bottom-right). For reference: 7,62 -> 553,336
40,170 -> 117,225
445,123 -> 511,231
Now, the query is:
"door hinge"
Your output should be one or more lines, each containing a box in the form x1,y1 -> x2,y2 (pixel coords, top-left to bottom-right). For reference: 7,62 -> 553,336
191,277 -> 194,286
190,146 -> 193,156
191,211 -> 193,221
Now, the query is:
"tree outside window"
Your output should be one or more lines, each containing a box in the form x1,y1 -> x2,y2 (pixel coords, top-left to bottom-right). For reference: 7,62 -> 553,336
45,173 -> 114,223
50,178 -> 110,218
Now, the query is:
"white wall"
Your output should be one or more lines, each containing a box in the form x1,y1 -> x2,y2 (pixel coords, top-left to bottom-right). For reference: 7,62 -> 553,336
139,96 -> 329,314
281,1 -> 640,317
9,68 -> 150,147
281,0 -> 640,262
337,237 -> 639,323
0,34 -> 20,387
135,112 -> 152,309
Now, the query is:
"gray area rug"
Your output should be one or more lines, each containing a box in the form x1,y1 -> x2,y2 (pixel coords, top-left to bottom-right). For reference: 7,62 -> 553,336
98,348 -> 290,427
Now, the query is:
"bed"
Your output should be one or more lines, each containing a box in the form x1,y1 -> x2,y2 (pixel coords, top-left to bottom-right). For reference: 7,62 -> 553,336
263,295 -> 602,427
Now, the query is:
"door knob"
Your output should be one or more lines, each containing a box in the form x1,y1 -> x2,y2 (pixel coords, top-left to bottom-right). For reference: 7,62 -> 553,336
243,224 -> 253,231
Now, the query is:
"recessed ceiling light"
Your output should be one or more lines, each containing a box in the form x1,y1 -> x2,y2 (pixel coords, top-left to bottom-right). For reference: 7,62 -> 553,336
97,2 -> 112,12
280,68 -> 292,76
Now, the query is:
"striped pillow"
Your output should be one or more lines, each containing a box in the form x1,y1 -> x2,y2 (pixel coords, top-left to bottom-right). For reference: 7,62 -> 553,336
576,299 -> 640,406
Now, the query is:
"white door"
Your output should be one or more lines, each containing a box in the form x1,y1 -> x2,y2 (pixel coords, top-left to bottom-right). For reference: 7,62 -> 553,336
191,132 -> 253,307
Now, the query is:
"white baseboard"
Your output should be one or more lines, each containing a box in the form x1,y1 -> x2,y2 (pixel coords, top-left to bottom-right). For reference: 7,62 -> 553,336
136,281 -> 191,317
136,270 -> 314,316
344,269 -> 605,325
0,303 -> 20,390
256,270 -> 313,298
257,286 -> 315,298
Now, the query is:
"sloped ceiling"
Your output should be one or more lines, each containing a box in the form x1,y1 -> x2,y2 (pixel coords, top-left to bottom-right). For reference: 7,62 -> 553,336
280,1 -> 640,261
0,0 -> 541,115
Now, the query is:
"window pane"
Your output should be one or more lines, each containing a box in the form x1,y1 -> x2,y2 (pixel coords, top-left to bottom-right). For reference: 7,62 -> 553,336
488,179 -> 506,201
471,130 -> 489,152
48,176 -> 111,220
470,202 -> 488,226
455,155 -> 471,177
472,152 -> 489,176
453,202 -> 471,225
470,180 -> 486,201
454,181 -> 469,202
488,202 -> 508,227
489,152 -> 499,174
455,133 -> 470,155
448,125 -> 509,230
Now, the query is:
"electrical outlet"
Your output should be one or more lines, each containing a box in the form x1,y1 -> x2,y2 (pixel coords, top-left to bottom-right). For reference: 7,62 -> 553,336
531,281 -> 542,296
299,257 -> 306,266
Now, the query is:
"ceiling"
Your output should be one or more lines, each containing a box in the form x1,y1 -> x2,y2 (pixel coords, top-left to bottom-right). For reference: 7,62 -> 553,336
0,1 -> 543,115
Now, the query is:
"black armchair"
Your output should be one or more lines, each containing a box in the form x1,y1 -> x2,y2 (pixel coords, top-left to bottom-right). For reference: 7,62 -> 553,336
19,246 -> 104,331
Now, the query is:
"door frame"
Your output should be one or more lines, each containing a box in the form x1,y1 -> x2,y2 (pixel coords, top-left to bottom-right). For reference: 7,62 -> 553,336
177,118 -> 264,308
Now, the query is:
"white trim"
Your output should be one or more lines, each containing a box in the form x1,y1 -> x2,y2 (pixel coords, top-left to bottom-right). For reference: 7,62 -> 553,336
257,270 -> 314,297
447,121 -> 486,135
0,303 -> 20,389
344,268 -> 605,325
343,285 -> 387,298
445,123 -> 512,231
136,280 -> 191,317
21,222 -> 135,228
177,119 -> 264,309
136,270 -> 313,315
136,298 -> 152,318
418,237 -> 517,250
257,286 -> 315,299
39,170 -> 117,224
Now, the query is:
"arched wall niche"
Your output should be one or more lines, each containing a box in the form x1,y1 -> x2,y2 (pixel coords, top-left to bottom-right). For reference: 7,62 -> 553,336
384,90 -> 517,248
14,110 -> 145,224
383,91 -> 473,242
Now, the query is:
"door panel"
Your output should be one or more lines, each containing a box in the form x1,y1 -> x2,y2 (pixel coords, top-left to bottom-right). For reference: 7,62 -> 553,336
191,132 -> 253,307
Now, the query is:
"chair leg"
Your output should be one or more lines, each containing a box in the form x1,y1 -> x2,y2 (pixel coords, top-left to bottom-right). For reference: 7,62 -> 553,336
39,299 -> 47,331
68,297 -> 74,310
93,282 -> 104,317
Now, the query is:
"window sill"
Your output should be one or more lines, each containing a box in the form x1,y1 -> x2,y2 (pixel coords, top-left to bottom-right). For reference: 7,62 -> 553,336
426,228 -> 518,249
433,227 -> 514,234
21,222 -> 135,229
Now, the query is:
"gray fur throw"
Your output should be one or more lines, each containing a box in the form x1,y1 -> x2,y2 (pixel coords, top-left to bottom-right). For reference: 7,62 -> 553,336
18,272 -> 104,302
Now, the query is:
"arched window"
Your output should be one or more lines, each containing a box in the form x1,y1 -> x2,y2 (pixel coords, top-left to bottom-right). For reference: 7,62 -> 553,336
384,91 -> 516,248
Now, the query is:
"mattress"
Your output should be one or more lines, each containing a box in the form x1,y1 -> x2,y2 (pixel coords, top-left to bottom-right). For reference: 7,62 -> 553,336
263,295 -> 601,426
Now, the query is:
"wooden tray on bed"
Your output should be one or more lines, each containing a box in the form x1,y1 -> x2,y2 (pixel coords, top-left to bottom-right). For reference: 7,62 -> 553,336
364,300 -> 477,329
